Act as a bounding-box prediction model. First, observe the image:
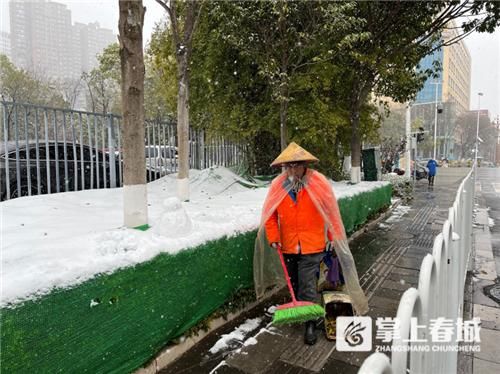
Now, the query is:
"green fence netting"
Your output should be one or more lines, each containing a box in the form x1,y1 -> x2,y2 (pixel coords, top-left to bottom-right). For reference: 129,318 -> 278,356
1,184 -> 391,373
1,231 -> 256,374
338,184 -> 392,234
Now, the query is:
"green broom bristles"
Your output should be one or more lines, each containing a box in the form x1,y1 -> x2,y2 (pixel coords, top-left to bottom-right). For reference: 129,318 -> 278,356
272,304 -> 325,325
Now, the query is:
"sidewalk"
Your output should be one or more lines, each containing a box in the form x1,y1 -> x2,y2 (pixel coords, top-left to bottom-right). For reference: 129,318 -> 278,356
160,168 -> 471,374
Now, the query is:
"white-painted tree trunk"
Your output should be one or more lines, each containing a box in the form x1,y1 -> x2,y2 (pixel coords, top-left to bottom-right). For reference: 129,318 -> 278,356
124,184 -> 148,227
343,156 -> 352,175
177,177 -> 189,202
350,166 -> 361,184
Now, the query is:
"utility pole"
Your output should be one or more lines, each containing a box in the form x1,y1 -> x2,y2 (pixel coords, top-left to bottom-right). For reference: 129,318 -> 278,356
475,92 -> 484,167
431,81 -> 441,160
413,134 -> 417,186
405,104 -> 411,178
496,115 -> 500,166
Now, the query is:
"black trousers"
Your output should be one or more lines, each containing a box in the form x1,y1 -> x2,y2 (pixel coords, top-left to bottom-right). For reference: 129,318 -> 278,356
283,252 -> 324,302
428,175 -> 435,185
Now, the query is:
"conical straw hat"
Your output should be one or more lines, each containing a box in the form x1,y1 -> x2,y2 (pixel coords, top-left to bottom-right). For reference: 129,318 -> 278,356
270,142 -> 319,167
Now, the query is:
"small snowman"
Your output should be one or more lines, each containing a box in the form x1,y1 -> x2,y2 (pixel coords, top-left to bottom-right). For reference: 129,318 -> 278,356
153,197 -> 192,237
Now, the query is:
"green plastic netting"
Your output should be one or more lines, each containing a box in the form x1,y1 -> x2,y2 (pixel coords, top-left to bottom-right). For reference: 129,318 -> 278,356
0,184 -> 391,373
338,184 -> 392,234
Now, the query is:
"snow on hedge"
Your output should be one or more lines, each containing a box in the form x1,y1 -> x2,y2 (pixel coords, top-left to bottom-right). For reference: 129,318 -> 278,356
1,167 -> 389,307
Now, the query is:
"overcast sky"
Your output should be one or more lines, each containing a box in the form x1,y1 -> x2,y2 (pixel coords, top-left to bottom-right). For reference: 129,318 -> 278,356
1,0 -> 499,120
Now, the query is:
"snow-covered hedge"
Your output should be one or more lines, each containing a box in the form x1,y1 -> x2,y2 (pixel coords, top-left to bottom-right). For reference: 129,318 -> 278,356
382,173 -> 413,201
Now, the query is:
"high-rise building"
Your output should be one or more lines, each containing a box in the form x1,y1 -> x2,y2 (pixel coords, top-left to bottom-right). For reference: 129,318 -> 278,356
412,23 -> 472,160
9,0 -> 33,70
414,28 -> 471,112
0,31 -> 11,60
10,0 -> 76,79
74,22 -> 115,73
9,0 -> 115,81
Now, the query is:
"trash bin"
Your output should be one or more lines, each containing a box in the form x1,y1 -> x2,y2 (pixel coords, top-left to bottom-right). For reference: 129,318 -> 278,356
362,148 -> 379,181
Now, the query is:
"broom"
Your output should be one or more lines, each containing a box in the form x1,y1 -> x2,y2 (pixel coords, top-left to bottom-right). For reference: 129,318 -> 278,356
272,248 -> 325,325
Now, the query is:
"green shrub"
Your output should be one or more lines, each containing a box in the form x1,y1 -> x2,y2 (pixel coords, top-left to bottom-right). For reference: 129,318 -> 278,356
382,173 -> 413,202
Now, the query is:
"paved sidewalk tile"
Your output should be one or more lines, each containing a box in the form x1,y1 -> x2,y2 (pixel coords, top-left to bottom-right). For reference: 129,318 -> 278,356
226,326 -> 298,373
320,358 -> 363,373
474,328 -> 500,364
473,358 -> 500,374
474,304 -> 500,331
472,278 -> 499,308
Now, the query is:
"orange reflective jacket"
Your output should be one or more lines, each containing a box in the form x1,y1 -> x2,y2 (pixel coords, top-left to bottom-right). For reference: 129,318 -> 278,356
265,187 -> 332,254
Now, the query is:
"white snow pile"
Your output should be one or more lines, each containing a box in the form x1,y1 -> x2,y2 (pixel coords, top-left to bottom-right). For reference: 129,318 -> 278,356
1,166 -> 389,307
385,204 -> 411,223
328,180 -> 389,199
208,318 -> 262,354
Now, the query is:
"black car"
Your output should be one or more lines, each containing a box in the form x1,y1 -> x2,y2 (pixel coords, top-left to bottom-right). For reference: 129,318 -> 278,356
412,162 -> 429,181
0,141 -> 122,200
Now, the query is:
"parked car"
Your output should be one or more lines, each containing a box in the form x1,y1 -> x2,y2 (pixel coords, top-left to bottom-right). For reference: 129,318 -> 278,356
0,141 -> 122,200
412,161 -> 428,180
482,161 -> 495,168
145,145 -> 178,160
144,144 -> 179,174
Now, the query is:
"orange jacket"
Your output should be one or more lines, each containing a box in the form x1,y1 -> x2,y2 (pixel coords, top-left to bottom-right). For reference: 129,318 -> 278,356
265,187 -> 333,254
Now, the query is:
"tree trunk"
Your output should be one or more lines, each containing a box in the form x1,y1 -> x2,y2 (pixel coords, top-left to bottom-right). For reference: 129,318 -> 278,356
277,1 -> 289,151
279,82 -> 289,151
348,74 -> 373,184
176,56 -> 190,201
350,107 -> 362,184
118,0 -> 148,228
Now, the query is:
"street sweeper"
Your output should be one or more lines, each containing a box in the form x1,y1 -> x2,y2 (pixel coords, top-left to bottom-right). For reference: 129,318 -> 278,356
253,142 -> 368,345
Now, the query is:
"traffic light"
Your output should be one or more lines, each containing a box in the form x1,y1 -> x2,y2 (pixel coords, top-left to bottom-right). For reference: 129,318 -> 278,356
417,127 -> 425,143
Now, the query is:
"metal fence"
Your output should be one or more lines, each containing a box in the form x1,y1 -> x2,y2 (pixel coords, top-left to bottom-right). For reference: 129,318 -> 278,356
358,166 -> 475,374
1,101 -> 247,200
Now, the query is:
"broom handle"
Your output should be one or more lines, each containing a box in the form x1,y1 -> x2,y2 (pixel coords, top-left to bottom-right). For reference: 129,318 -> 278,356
277,248 -> 298,304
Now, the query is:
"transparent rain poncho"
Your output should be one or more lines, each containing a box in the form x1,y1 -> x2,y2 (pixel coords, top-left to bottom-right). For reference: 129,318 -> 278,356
254,169 -> 369,315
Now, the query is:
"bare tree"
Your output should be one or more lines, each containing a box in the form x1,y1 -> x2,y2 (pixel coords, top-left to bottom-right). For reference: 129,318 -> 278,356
118,0 -> 148,228
155,0 -> 203,201
57,78 -> 83,110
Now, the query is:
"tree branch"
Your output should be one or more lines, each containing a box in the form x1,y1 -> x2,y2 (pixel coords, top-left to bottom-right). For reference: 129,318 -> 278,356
155,0 -> 181,48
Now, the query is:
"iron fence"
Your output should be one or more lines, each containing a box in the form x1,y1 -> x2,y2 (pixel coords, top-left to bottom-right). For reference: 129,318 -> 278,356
1,101 -> 247,200
358,166 -> 475,374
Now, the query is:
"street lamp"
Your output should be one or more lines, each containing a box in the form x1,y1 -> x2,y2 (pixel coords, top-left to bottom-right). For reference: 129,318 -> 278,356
475,92 -> 484,167
430,81 -> 442,160
405,104 -> 411,177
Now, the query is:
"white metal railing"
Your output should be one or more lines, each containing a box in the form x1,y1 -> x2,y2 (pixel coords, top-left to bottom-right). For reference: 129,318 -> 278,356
358,166 -> 475,374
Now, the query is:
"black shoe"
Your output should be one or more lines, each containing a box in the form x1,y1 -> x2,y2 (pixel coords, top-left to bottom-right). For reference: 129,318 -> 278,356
304,321 -> 317,345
